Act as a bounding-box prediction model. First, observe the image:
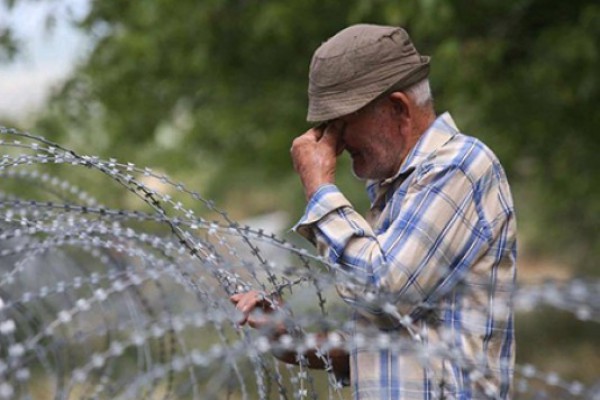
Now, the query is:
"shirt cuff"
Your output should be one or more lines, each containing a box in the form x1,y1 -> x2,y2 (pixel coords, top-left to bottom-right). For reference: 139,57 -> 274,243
292,184 -> 352,243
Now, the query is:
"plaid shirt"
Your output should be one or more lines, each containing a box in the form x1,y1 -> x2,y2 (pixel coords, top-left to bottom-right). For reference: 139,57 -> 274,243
295,113 -> 516,399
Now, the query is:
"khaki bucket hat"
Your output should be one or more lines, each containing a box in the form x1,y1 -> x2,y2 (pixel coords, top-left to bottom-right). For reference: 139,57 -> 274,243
307,24 -> 430,123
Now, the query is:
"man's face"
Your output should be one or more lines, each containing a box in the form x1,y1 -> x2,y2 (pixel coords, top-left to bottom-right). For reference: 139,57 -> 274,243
336,98 -> 406,180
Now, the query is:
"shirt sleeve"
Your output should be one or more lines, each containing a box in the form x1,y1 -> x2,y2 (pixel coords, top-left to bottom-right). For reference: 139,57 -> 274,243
294,166 -> 494,326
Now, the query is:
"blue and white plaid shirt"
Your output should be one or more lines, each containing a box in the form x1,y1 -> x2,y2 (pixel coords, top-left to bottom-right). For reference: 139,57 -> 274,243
295,113 -> 516,399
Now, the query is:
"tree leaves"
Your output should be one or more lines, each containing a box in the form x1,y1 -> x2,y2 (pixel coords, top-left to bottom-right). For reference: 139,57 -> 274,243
2,0 -> 598,268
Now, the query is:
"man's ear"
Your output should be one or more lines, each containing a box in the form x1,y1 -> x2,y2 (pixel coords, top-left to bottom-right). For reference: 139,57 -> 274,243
388,91 -> 411,118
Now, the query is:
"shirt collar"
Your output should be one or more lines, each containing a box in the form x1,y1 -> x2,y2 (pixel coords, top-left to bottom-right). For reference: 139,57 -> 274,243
366,112 -> 459,203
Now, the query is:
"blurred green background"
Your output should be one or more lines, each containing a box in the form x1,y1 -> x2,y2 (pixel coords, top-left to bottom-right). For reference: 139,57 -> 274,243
1,0 -> 599,391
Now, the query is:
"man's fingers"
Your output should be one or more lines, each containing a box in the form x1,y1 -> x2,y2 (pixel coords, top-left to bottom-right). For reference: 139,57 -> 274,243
320,124 -> 343,150
290,129 -> 320,154
231,291 -> 286,334
231,290 -> 284,328
231,291 -> 256,324
291,122 -> 339,153
303,127 -> 322,141
231,290 -> 271,313
235,300 -> 253,326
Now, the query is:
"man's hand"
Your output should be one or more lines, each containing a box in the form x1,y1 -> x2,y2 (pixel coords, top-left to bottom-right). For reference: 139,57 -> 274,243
230,291 -> 350,380
230,290 -> 286,337
291,122 -> 344,200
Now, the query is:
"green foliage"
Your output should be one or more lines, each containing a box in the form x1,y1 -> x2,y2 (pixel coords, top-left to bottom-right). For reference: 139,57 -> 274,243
0,26 -> 19,62
2,0 -> 599,268
1,1 -> 599,389
440,1 -> 600,270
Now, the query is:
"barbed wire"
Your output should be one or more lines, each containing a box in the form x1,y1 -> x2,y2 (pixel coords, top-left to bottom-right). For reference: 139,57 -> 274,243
0,126 -> 598,399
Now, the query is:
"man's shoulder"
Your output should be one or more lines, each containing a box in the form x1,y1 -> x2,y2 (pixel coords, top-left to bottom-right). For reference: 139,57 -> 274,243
423,132 -> 504,183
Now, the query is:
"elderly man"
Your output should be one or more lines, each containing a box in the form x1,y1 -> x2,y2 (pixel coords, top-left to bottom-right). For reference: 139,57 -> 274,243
232,24 -> 516,399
